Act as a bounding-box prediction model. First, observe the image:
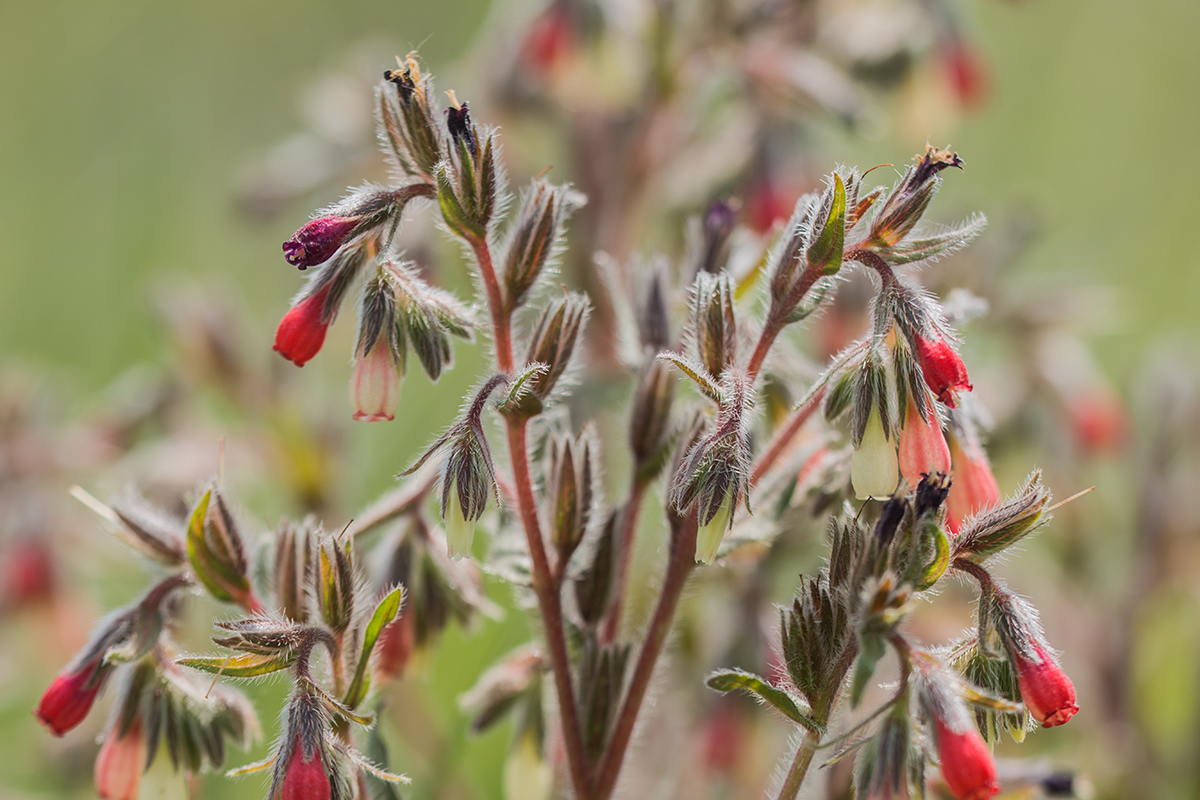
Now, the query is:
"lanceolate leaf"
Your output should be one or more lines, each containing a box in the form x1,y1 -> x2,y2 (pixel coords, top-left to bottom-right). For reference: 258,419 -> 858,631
344,586 -> 405,708
177,651 -> 296,679
706,669 -> 824,734
806,173 -> 846,275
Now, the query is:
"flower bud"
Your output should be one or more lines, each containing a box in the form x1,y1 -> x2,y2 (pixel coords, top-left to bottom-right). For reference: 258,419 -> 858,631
852,408 -> 899,500
628,360 -> 675,480
690,272 -> 736,379
94,719 -> 147,800
914,333 -> 972,408
269,691 -> 334,800
898,395 -> 950,488
1013,643 -> 1078,728
274,285 -> 334,368
350,336 -> 401,422
501,179 -> 584,311
697,200 -> 736,275
36,657 -> 108,736
316,537 -> 355,633
932,717 -> 999,800
946,431 -> 1000,533
521,293 -> 589,411
444,474 -> 481,558
283,216 -> 360,270
546,431 -> 595,560
186,488 -> 258,611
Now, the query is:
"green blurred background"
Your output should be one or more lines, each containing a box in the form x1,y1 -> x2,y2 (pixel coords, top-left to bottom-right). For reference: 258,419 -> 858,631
2,0 -> 1199,798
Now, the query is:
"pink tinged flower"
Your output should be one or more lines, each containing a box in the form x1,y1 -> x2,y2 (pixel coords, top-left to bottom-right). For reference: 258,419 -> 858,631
1014,644 -> 1078,728
946,434 -> 1000,531
898,397 -> 951,489
942,39 -> 989,110
350,338 -> 401,421
283,216 -> 360,270
95,720 -> 148,800
278,734 -> 332,800
35,659 -> 106,736
933,717 -> 999,800
274,287 -> 333,367
852,408 -> 899,500
914,334 -> 972,408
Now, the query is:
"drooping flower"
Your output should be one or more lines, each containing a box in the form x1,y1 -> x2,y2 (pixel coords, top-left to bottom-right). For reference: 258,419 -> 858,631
932,716 -> 999,800
946,432 -> 1000,533
914,333 -> 972,408
36,657 -> 108,736
898,395 -> 951,488
852,407 -> 899,500
95,720 -> 148,800
350,336 -> 401,421
274,286 -> 334,367
283,216 -> 361,270
277,732 -> 331,800
1012,643 -> 1079,728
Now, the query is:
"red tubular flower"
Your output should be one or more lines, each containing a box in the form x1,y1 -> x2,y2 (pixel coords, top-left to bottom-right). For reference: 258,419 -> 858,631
933,717 -> 999,800
1014,644 -> 1078,728
350,338 -> 401,422
36,658 -> 107,736
946,433 -> 1000,533
274,287 -> 333,367
914,334 -> 972,408
283,216 -> 360,270
278,733 -> 331,800
898,397 -> 951,488
942,39 -> 989,110
95,720 -> 147,800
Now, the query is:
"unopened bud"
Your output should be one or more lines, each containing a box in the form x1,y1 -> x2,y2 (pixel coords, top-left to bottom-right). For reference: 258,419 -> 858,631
690,272 -> 736,379
628,360 -> 675,480
697,200 -> 736,275
380,56 -> 443,181
317,536 -> 355,633
187,488 -> 258,611
868,146 -> 963,248
546,430 -> 595,561
955,473 -> 1049,561
520,293 -> 589,412
574,512 -> 618,627
501,180 -> 584,312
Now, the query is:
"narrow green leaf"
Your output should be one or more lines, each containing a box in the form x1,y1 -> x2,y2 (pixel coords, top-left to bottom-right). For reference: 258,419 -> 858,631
917,524 -> 951,590
705,669 -> 824,734
806,173 -> 846,275
344,586 -> 405,708
657,352 -> 720,403
177,651 -> 296,679
850,633 -> 886,708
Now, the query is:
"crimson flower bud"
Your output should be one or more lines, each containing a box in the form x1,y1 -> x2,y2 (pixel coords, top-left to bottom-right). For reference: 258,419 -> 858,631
94,719 -> 148,800
278,732 -> 332,800
1013,643 -> 1079,728
283,216 -> 360,270
36,657 -> 108,736
942,39 -> 988,110
933,717 -> 999,800
898,396 -> 951,488
946,432 -> 1000,533
274,286 -> 334,367
914,333 -> 972,408
350,337 -> 401,422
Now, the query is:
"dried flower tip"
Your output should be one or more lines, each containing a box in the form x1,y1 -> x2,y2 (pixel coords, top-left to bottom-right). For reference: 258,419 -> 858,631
379,55 -> 442,180
869,146 -> 963,248
444,91 -> 477,156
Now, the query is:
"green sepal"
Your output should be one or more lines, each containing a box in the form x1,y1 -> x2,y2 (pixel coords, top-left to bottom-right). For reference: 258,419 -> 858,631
344,585 -> 405,708
705,669 -> 824,734
806,173 -> 846,275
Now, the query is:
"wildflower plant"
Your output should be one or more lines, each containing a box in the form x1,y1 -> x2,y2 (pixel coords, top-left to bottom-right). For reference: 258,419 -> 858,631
35,5 -> 1091,800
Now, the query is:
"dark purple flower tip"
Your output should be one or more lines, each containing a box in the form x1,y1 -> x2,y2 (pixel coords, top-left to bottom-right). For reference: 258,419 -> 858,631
282,216 -> 359,270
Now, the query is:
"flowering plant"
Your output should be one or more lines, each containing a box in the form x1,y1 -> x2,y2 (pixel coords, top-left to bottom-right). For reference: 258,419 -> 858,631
31,3 -> 1094,800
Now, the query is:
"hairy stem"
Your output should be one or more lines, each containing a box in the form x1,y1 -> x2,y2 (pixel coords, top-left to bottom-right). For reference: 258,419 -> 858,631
594,514 -> 697,800
776,730 -> 820,800
471,236 -> 591,798
749,386 -> 827,488
600,478 -> 647,644
747,268 -> 824,382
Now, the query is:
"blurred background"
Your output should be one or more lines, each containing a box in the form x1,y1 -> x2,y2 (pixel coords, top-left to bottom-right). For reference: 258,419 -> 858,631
2,1 -> 1199,799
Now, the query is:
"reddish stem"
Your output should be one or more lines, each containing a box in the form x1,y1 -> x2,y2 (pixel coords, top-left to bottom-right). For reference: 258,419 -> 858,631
472,236 -> 591,799
594,513 -> 697,800
749,387 -> 827,488
600,478 -> 647,644
746,268 -> 824,382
